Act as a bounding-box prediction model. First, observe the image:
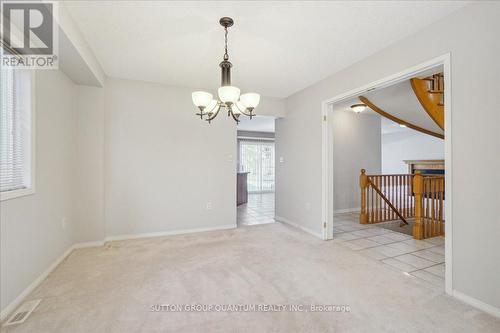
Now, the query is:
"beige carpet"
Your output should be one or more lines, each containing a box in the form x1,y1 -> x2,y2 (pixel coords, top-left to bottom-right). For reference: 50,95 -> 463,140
3,223 -> 499,332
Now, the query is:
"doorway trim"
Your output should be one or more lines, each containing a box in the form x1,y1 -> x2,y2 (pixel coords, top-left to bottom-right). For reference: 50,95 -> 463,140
321,53 -> 452,295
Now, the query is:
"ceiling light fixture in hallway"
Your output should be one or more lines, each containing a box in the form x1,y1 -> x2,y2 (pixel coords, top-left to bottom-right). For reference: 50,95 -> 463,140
350,103 -> 367,113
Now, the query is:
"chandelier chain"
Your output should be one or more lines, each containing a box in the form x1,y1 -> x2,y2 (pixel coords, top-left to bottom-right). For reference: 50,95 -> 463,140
224,27 -> 229,60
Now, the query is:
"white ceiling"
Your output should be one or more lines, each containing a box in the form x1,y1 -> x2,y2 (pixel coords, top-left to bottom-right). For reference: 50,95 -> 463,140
64,1 -> 466,98
380,117 -> 411,135
237,116 -> 275,133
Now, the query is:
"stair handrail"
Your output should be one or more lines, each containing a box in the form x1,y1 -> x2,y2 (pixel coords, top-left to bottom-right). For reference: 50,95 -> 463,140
359,169 -> 409,226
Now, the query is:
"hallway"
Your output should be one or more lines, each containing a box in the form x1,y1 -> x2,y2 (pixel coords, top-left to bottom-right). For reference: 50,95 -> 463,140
333,212 -> 445,290
237,193 -> 275,226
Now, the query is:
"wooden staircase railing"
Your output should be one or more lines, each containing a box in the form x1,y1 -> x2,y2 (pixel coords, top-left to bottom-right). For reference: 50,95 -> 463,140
413,173 -> 445,239
359,169 -> 414,225
359,169 -> 445,239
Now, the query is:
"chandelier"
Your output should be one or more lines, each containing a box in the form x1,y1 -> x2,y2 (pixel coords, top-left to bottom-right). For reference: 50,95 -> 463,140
191,17 -> 260,124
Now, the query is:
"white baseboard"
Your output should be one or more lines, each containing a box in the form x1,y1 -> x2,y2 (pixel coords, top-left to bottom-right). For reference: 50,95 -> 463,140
275,216 -> 323,239
1,224 -> 236,322
72,240 -> 105,249
333,207 -> 360,214
104,224 -> 237,242
0,244 -> 74,322
452,290 -> 500,319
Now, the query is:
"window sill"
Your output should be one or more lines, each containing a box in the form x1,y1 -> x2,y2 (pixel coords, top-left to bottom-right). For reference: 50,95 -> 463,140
0,188 -> 35,201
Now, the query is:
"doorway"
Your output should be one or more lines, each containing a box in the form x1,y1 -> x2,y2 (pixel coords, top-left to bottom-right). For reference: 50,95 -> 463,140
236,116 -> 276,226
322,54 -> 452,293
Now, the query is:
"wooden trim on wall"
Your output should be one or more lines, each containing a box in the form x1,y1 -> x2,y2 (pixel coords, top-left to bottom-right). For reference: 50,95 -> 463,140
358,96 -> 444,139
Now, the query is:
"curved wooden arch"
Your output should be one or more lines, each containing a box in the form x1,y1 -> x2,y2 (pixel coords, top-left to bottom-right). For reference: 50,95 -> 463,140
359,96 -> 444,140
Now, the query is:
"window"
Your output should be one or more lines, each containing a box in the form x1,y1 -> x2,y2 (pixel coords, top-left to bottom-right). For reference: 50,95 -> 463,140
0,67 -> 33,200
239,139 -> 275,193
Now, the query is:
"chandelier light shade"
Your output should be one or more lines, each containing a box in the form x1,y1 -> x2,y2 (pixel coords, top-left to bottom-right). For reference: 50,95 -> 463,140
191,17 -> 260,123
192,91 -> 213,108
240,93 -> 260,109
205,99 -> 219,113
218,86 -> 240,104
234,101 -> 246,114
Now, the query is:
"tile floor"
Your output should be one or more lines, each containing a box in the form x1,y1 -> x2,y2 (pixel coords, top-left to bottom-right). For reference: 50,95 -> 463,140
333,212 -> 445,290
237,193 -> 275,226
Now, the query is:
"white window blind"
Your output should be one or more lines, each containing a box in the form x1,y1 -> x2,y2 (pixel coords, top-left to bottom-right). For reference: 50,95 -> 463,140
0,68 -> 32,193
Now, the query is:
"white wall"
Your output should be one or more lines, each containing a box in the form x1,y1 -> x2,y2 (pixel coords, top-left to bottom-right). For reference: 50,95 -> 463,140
0,70 -> 76,313
333,111 -> 381,211
257,96 -> 285,118
0,76 -> 241,315
74,86 -> 106,243
276,2 -> 500,310
73,78 -> 282,241
103,78 -> 236,237
275,103 -> 321,234
382,130 -> 444,174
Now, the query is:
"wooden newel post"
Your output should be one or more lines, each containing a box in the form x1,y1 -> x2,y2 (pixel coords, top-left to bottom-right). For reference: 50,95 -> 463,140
359,169 -> 368,224
413,171 -> 424,239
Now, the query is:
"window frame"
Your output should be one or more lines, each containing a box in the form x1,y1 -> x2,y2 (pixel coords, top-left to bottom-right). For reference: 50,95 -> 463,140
0,71 -> 36,201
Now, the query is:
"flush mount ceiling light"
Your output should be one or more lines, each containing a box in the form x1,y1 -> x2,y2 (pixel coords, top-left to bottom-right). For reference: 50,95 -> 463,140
350,103 -> 367,113
191,17 -> 260,124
